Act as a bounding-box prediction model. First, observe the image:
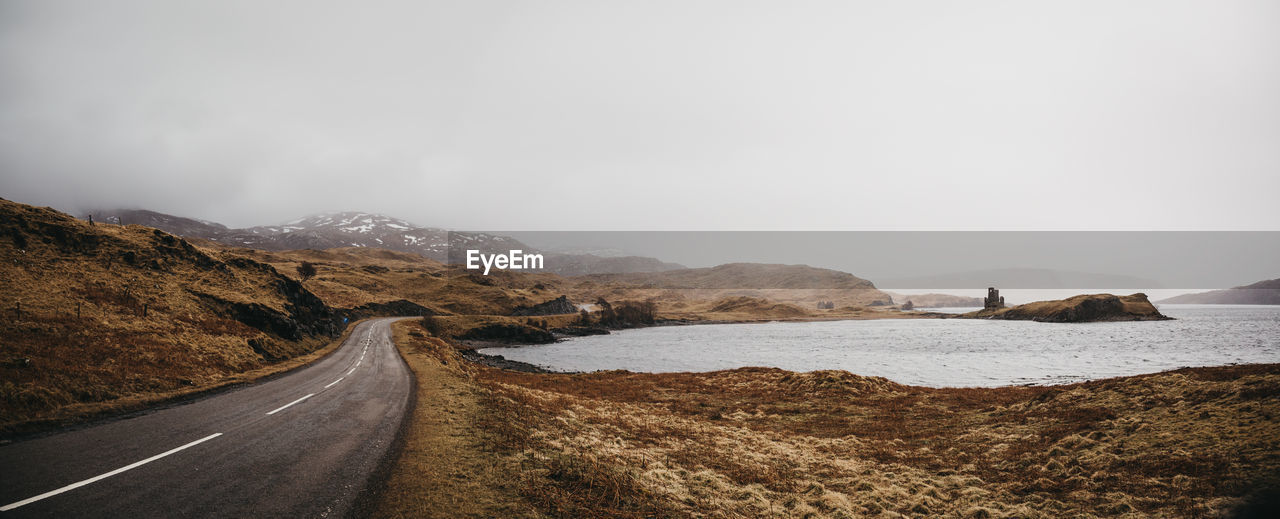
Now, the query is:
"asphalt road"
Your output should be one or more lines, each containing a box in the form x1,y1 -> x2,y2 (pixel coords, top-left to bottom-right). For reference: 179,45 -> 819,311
0,317 -> 413,518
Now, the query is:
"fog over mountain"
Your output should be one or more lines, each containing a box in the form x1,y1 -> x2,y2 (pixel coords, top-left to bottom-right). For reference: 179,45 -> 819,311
81,207 -> 686,276
1158,279 -> 1280,305
75,208 -> 1280,290
3,1 -> 1278,231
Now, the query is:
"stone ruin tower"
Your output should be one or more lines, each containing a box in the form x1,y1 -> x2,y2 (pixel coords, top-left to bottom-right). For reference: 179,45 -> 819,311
984,287 -> 1005,310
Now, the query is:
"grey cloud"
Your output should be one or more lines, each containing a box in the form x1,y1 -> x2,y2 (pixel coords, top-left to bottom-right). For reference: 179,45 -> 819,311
1,0 -> 1277,230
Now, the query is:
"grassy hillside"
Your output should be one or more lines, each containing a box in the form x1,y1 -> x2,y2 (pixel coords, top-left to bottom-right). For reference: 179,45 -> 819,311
238,248 -> 911,323
887,291 -> 984,308
239,247 -> 577,315
0,199 -> 926,434
582,262 -> 882,290
579,263 -> 894,309
0,200 -> 343,431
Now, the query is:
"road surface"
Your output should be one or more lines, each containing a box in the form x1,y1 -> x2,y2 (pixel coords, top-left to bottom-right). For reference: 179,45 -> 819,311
0,317 -> 413,518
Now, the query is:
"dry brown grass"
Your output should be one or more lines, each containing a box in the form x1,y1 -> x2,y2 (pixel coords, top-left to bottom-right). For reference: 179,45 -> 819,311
240,248 -> 922,324
1,316 -> 359,439
241,247 -> 570,315
0,200 -> 338,433
466,363 -> 1280,517
372,320 -> 542,518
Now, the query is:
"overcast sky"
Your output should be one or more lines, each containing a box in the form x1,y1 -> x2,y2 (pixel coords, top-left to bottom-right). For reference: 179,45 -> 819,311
2,0 -> 1277,230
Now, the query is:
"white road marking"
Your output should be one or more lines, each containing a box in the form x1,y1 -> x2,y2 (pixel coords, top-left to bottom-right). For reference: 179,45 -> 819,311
0,433 -> 223,512
324,377 -> 345,389
347,367 -> 357,375
266,393 -> 315,415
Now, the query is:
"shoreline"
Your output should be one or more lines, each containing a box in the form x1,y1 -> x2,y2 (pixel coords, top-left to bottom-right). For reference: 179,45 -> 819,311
453,309 -> 1278,390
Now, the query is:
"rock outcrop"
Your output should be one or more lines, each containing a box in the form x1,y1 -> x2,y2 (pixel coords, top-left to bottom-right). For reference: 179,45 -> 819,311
511,295 -> 578,316
339,299 -> 442,321
457,323 -> 556,344
963,293 -> 1172,322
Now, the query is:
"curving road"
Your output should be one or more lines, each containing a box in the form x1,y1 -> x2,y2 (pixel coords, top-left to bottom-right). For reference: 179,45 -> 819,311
0,317 -> 413,518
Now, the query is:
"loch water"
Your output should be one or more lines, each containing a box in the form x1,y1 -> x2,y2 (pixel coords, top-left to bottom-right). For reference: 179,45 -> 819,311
478,305 -> 1280,387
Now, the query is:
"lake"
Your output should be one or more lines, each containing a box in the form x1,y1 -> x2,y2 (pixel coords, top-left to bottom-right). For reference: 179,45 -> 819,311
478,305 -> 1280,387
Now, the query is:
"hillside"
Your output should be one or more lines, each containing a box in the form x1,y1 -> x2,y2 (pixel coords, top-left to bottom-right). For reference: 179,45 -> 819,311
964,293 -> 1172,322
540,252 -> 685,277
237,248 -> 907,325
0,199 -> 341,430
86,208 -> 684,276
887,291 -> 983,307
4,201 -> 609,432
877,267 -> 1161,290
238,246 -> 566,316
580,263 -> 893,307
1158,278 -> 1280,305
1,199 -> 921,432
81,208 -> 229,237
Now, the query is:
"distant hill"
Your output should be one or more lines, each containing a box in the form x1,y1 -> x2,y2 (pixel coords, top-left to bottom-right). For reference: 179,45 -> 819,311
82,208 -> 229,237
886,292 -> 983,308
581,263 -> 893,306
86,209 -> 512,258
542,253 -> 687,277
877,268 -> 1161,290
84,209 -> 683,276
3,198 -> 917,433
583,263 -> 878,290
1157,279 -> 1280,305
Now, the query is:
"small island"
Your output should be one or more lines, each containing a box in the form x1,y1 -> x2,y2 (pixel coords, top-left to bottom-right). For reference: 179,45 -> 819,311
962,291 -> 1172,322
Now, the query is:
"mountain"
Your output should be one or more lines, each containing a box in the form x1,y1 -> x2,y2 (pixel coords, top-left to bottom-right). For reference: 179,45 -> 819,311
84,209 -> 683,276
877,268 -> 1162,290
82,208 -> 228,237
583,263 -> 879,289
1157,279 -> 1280,305
540,253 -> 685,277
886,292 -> 983,308
2,199 -> 339,427
88,209 -> 496,257
580,263 -> 893,306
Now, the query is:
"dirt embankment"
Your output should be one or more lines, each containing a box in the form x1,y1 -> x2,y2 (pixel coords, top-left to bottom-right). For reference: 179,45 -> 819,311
964,293 -> 1172,322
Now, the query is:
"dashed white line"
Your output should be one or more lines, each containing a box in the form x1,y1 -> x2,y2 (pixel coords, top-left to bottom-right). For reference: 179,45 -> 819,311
0,433 -> 223,512
266,393 -> 315,415
2,323 -> 389,512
